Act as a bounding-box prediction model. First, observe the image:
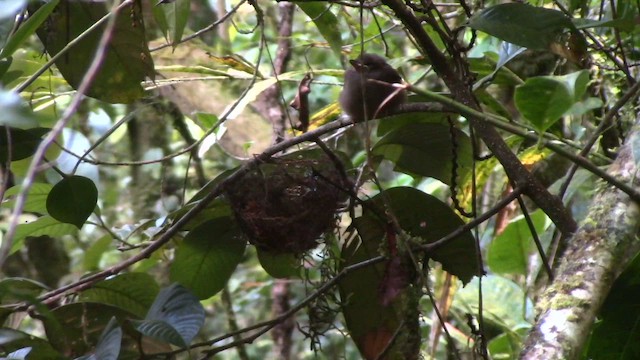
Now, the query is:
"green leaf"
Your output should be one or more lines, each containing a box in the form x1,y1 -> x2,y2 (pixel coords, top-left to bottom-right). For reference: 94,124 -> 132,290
453,275 -> 533,331
557,70 -> 590,100
372,123 -> 473,184
0,329 -> 64,360
42,303 -> 135,358
90,317 -> 122,360
0,277 -> 48,304
515,77 -> 573,133
469,3 -> 574,50
79,273 -> 160,318
3,183 -> 53,214
0,127 -> 49,162
257,249 -> 301,279
46,175 -> 98,229
139,284 -> 205,347
488,331 -> 527,360
12,216 -> 77,255
155,0 -> 190,48
32,0 -> 154,103
82,234 -> 112,271
134,319 -> 187,348
355,187 -> 480,284
566,97 -> 603,117
0,0 -> 59,59
487,210 -> 550,275
297,3 -> 343,60
170,217 -> 246,299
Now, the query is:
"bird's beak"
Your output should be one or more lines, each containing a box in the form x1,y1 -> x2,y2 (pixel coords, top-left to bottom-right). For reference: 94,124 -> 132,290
349,59 -> 365,72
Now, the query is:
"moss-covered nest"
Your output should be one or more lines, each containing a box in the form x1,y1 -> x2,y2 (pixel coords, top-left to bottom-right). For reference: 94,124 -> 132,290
225,150 -> 347,253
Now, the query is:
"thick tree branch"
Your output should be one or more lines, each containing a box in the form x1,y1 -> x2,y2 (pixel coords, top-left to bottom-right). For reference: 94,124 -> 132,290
379,0 -> 577,235
520,116 -> 640,359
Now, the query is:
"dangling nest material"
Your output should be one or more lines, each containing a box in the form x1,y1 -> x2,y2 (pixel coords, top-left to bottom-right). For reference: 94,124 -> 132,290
225,151 -> 347,253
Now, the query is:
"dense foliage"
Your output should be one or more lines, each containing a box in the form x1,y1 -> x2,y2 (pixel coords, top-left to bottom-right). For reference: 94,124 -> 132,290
0,0 -> 639,359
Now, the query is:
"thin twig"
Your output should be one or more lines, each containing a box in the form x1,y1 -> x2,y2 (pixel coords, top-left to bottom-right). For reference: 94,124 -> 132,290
1,0 -> 131,269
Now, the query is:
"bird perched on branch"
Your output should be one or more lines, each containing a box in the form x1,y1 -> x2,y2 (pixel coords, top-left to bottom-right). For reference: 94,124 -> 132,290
339,53 -> 406,122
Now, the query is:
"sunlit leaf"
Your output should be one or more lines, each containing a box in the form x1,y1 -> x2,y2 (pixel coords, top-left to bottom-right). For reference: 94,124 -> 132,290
453,275 -> 534,331
487,210 -> 550,275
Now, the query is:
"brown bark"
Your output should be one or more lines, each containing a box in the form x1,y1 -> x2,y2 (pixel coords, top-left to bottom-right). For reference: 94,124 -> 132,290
379,0 -> 577,235
520,115 -> 640,359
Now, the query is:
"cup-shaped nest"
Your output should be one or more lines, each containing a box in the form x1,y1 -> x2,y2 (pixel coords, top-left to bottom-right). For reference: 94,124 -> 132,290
225,151 -> 347,253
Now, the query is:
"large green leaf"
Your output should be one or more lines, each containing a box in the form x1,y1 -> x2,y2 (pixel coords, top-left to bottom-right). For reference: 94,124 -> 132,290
452,275 -> 533,332
0,328 -> 64,360
372,123 -> 472,184
12,215 -> 77,255
152,0 -> 190,48
46,175 -> 98,229
42,302 -> 136,358
170,217 -> 246,299
76,317 -> 122,360
32,0 -> 154,103
338,236 -> 420,360
469,3 -> 574,50
257,249 -> 301,279
487,210 -> 549,275
3,183 -> 53,214
297,3 -> 343,60
515,77 -> 573,133
0,127 -> 49,162
79,273 -> 160,318
355,187 -> 480,284
135,284 -> 205,347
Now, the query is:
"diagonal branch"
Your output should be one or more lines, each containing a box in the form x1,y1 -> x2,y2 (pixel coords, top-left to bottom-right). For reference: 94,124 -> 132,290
520,112 -> 640,360
379,0 -> 577,235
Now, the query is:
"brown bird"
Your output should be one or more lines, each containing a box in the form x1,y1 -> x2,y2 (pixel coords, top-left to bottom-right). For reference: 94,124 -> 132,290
339,53 -> 406,122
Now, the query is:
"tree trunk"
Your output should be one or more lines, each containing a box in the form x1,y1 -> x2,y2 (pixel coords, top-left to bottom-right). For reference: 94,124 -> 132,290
520,113 -> 640,359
